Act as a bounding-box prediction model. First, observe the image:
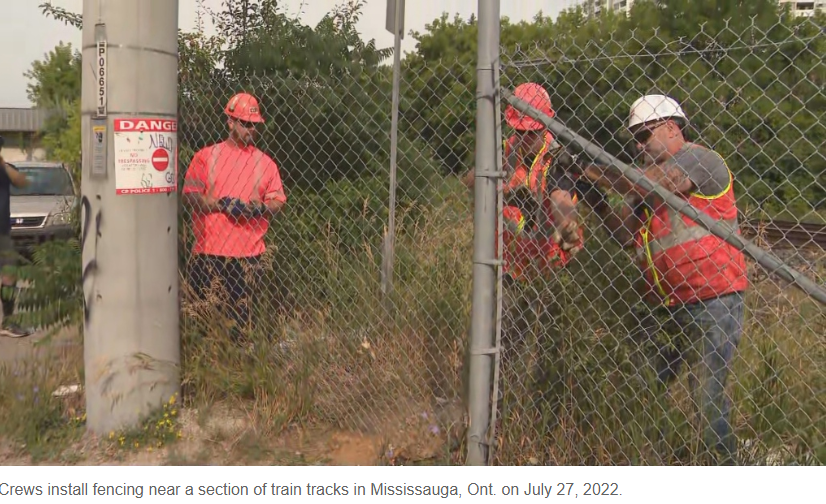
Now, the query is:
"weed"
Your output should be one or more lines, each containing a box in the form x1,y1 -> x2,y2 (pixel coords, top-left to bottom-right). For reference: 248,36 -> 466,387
106,393 -> 183,453
0,340 -> 84,462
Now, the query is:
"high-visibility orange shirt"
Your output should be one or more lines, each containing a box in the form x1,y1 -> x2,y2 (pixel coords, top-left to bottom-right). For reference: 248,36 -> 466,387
183,140 -> 287,257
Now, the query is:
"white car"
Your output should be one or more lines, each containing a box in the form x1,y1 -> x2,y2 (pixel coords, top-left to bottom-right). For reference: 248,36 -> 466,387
8,161 -> 77,255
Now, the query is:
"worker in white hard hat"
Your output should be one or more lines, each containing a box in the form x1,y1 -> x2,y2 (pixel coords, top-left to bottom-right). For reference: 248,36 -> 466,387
580,93 -> 749,464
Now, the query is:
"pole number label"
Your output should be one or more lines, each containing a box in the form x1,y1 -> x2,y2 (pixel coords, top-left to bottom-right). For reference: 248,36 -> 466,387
96,41 -> 107,117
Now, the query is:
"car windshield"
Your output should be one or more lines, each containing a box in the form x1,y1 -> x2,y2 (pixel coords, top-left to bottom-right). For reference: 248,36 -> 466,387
10,166 -> 74,196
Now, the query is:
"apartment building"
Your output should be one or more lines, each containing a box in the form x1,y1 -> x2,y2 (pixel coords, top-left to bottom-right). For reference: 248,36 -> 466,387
575,0 -> 822,17
778,0 -> 825,16
575,0 -> 635,17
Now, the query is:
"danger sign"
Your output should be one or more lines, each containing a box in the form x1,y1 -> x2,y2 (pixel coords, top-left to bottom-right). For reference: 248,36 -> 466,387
113,117 -> 177,195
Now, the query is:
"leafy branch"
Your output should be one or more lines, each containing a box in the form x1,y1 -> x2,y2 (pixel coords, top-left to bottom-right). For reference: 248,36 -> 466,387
39,2 -> 83,29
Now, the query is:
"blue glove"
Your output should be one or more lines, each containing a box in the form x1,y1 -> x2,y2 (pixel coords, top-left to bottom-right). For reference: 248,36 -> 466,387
218,197 -> 247,218
244,202 -> 267,218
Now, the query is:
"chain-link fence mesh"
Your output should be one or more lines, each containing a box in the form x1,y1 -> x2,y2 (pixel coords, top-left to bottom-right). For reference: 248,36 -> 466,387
173,3 -> 825,465
176,63 -> 472,454
488,13 -> 826,466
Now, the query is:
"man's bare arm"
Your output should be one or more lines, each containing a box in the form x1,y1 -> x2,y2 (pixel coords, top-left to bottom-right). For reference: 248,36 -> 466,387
1,160 -> 29,188
262,197 -> 285,215
183,191 -> 217,213
583,162 -> 693,200
549,189 -> 577,225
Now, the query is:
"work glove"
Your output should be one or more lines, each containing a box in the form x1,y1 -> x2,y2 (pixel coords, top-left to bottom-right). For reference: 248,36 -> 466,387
555,151 -> 584,178
551,220 -> 584,256
242,201 -> 268,218
218,197 -> 247,218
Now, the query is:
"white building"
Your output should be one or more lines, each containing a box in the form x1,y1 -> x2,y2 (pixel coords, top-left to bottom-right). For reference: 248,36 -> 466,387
573,0 -> 635,17
573,0 -> 822,18
0,108 -> 56,163
778,0 -> 825,16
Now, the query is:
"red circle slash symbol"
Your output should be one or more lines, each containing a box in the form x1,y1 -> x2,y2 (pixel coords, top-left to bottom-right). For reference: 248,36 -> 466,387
151,148 -> 169,171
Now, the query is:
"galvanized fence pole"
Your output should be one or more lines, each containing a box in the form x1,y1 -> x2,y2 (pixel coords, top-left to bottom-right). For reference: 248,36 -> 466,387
466,0 -> 501,466
382,0 -> 405,298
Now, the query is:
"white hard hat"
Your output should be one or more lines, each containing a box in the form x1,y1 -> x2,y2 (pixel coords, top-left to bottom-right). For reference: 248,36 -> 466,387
628,94 -> 688,129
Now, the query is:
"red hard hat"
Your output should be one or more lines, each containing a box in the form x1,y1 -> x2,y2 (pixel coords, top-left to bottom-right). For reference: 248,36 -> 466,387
225,92 -> 265,123
505,83 -> 554,131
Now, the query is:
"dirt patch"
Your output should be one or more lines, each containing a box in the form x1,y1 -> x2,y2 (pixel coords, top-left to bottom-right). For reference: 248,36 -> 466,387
325,432 -> 383,465
0,397 -> 464,466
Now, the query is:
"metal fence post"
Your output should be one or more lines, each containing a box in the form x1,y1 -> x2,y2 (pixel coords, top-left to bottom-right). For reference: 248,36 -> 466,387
382,0 -> 405,298
466,0 -> 501,466
81,0 -> 181,434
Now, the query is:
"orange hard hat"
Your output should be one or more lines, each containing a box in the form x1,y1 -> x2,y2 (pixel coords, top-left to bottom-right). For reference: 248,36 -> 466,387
225,92 -> 265,123
505,83 -> 554,131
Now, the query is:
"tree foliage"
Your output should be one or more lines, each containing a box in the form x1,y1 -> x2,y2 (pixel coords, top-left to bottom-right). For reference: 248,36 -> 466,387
24,42 -> 81,109
402,0 -> 826,221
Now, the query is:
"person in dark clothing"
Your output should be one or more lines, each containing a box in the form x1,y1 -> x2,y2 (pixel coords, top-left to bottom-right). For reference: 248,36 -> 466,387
0,136 -> 32,338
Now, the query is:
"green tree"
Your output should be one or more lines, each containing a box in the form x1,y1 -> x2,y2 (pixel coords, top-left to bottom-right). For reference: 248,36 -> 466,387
23,41 -> 82,172
401,0 -> 825,220
24,42 -> 81,109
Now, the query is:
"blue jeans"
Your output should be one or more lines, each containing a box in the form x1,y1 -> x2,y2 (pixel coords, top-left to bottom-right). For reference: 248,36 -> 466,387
631,291 -> 745,462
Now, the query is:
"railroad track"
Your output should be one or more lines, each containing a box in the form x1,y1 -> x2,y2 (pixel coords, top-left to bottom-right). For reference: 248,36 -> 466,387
740,219 -> 826,249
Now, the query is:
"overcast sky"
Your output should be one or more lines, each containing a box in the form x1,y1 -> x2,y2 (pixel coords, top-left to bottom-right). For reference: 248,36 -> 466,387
3,0 -> 580,108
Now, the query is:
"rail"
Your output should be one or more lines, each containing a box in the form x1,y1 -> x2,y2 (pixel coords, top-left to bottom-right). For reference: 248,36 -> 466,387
741,219 -> 826,249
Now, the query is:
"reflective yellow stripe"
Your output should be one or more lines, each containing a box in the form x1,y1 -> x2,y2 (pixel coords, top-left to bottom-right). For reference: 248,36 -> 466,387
690,166 -> 733,201
515,215 -> 526,235
525,138 -> 550,191
640,208 -> 671,306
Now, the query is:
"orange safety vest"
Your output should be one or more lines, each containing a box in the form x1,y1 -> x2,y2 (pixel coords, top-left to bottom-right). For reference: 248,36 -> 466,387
499,132 -> 582,281
634,163 -> 749,306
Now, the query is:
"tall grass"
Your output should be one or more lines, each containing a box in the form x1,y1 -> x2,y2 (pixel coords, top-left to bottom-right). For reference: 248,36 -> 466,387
3,181 -> 824,466
0,339 -> 84,462
490,229 -> 826,466
179,183 -> 473,447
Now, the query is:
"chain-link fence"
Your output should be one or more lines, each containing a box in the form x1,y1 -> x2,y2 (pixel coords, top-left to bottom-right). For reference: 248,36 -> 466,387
488,13 -> 826,466
176,62 -> 473,455
174,4 -> 825,465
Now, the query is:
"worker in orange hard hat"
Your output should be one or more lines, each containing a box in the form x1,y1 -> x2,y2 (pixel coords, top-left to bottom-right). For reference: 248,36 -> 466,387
461,83 -> 591,412
464,82 -> 584,280
183,92 -> 287,346
499,82 -> 584,279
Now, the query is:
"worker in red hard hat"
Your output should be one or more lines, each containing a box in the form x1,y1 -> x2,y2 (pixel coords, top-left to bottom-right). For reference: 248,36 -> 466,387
463,82 -> 584,278
182,92 -> 287,345
499,82 -> 584,280
462,82 -> 588,411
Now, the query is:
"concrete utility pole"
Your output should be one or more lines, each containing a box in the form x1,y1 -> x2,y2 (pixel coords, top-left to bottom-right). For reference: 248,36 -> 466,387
81,0 -> 180,434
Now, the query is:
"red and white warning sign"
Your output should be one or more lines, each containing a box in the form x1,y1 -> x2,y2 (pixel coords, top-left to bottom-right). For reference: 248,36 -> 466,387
113,118 -> 178,195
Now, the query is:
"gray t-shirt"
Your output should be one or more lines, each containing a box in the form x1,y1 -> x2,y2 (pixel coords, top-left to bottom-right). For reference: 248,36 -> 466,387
665,142 -> 731,197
